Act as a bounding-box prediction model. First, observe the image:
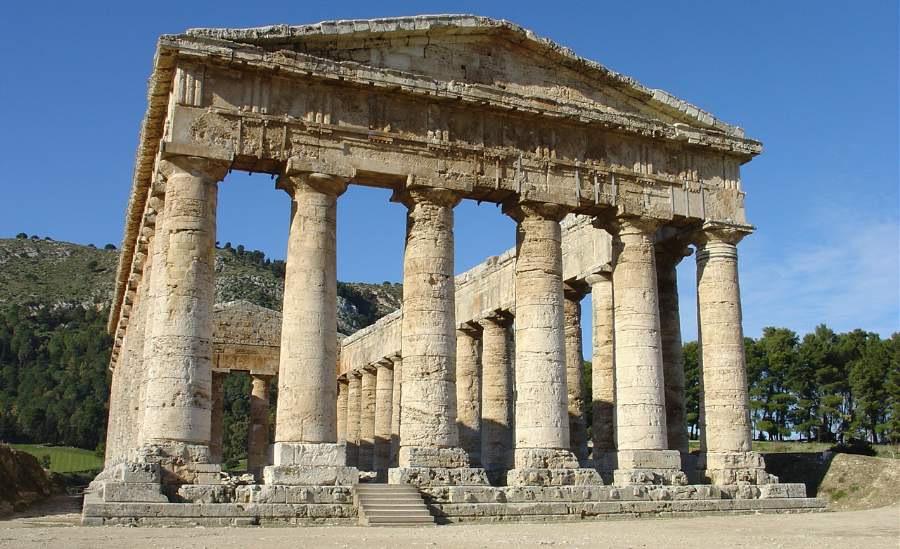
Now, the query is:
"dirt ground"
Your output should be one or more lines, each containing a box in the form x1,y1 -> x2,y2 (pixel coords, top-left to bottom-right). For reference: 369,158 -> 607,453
0,496 -> 897,549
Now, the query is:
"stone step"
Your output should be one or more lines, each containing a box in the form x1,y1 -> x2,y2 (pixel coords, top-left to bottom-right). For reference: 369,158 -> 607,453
355,484 -> 434,527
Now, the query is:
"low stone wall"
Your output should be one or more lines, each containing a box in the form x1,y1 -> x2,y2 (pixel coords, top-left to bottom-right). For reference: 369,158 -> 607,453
81,481 -> 824,526
421,484 -> 824,523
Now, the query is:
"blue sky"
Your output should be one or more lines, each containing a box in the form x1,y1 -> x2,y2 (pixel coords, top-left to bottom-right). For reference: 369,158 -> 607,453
0,1 -> 897,349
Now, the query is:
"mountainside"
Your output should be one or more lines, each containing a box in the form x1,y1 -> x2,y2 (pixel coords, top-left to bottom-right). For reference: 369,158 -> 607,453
0,236 -> 402,335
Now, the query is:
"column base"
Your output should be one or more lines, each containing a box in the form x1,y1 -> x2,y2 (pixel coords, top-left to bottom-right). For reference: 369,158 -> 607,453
506,468 -> 603,486
506,447 -> 602,486
137,442 -> 221,485
698,451 -> 777,485
596,449 -> 688,486
391,446 -> 489,487
264,441 -> 359,486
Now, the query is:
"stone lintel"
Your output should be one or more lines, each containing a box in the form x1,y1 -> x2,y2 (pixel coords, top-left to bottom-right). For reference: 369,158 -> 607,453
159,140 -> 234,164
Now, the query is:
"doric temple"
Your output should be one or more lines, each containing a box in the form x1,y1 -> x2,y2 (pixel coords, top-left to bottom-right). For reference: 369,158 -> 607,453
85,15 -> 823,525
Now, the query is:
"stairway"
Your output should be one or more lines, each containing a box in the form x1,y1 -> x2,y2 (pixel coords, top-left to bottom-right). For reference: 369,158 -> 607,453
355,484 -> 435,526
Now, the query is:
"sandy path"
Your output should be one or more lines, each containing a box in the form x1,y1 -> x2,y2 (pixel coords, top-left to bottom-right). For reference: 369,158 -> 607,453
1,496 -> 897,549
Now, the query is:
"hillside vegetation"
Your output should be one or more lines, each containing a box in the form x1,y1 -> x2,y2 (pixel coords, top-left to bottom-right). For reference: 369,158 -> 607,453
0,235 -> 401,458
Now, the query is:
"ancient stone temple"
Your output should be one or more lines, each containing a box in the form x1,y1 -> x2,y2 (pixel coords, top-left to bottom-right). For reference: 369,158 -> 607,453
84,15 -> 823,525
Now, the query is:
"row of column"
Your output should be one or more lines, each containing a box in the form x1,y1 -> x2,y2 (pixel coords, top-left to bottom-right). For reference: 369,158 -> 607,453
108,151 -> 757,487
338,360 -> 397,480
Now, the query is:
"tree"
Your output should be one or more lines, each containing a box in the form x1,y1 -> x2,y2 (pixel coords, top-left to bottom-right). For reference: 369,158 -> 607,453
15,233 -> 27,239
682,341 -> 700,439
104,243 -> 117,250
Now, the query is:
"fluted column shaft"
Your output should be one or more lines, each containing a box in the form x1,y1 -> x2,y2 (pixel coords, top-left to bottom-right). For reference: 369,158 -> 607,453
336,379 -> 348,444
142,156 -> 226,449
373,363 -> 394,479
480,315 -> 514,479
274,173 -> 347,450
346,374 -> 361,467
563,288 -> 588,461
696,229 -> 753,455
209,372 -> 226,463
657,246 -> 690,455
456,327 -> 482,465
248,374 -> 271,477
586,272 -> 615,457
389,357 -> 402,467
611,219 -> 668,451
507,202 -> 575,469
398,189 -> 462,465
359,368 -> 377,470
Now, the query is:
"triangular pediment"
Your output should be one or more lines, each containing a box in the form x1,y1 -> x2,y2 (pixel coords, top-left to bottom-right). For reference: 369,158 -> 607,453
185,15 -> 745,138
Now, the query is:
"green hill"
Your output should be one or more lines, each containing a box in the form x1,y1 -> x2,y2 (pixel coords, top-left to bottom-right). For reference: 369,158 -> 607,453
0,234 -> 402,458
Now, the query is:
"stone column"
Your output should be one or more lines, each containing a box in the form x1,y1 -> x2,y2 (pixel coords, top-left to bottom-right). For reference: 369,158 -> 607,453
394,188 -> 487,486
504,202 -> 599,486
336,378 -> 349,444
141,156 -> 227,479
346,373 -> 361,467
359,368 -> 377,471
563,285 -> 589,462
656,243 -> 691,457
209,372 -> 227,464
456,325 -> 482,466
389,356 -> 402,468
373,362 -> 394,480
479,313 -> 514,484
268,169 -> 355,485
695,224 -> 771,485
606,218 -> 684,486
247,374 -> 271,479
586,272 -> 616,469
105,362 -> 125,464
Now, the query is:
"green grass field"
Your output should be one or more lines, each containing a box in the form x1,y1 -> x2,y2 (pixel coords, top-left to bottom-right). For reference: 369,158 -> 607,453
687,440 -> 899,459
9,444 -> 103,473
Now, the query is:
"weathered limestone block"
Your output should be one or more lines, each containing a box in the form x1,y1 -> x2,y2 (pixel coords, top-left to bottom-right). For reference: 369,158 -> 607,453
263,465 -> 358,486
141,157 -> 228,458
358,368 -> 377,470
274,171 -> 348,449
110,462 -> 161,484
506,468 -> 602,487
398,446 -> 470,468
563,288 -> 588,462
389,466 -> 489,488
373,363 -> 393,479
272,442 -> 346,467
174,484 -> 234,503
235,485 -> 354,504
138,442 -> 221,485
480,314 -> 514,483
456,326 -> 482,466
101,482 -> 168,503
758,483 -> 806,499
399,189 -> 462,457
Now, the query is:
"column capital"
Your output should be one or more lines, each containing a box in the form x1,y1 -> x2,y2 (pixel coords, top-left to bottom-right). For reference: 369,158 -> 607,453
457,320 -> 484,337
584,269 -> 612,287
502,200 -> 569,223
479,309 -> 514,328
158,155 -> 230,183
693,221 -> 754,247
594,215 -> 662,237
396,187 -> 461,209
276,171 -> 349,198
375,358 -> 394,371
655,240 -> 693,269
563,281 -> 588,301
